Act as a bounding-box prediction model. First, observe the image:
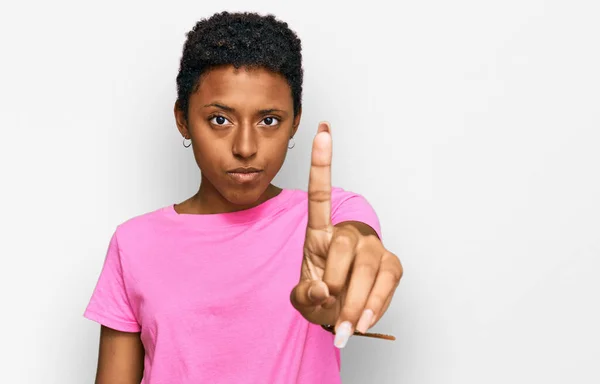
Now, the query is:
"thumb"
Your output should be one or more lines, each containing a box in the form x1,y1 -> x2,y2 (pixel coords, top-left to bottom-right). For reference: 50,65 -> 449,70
290,279 -> 329,310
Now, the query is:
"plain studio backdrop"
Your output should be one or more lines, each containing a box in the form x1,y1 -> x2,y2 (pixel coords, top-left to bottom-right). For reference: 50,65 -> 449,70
0,0 -> 599,383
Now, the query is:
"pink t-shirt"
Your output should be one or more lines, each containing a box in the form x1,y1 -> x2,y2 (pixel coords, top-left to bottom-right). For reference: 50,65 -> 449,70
84,187 -> 382,384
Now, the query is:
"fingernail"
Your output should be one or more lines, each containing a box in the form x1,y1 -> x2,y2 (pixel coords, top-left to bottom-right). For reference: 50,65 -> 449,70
318,121 -> 331,133
334,321 -> 353,348
307,286 -> 314,302
355,309 -> 374,334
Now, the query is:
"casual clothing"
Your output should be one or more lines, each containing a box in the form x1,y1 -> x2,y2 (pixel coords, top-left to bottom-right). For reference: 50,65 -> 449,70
84,187 -> 381,384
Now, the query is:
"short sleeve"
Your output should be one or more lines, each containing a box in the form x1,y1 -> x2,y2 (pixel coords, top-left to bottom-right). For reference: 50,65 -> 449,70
83,230 -> 141,333
330,187 -> 382,239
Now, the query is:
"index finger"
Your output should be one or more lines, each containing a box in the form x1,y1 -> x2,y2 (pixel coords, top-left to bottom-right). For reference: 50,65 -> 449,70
307,121 -> 333,231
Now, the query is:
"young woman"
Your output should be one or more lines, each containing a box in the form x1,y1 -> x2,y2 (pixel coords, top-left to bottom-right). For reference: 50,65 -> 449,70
84,11 -> 403,384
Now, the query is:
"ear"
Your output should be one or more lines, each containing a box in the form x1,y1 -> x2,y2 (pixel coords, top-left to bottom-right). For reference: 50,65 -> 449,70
174,101 -> 190,138
291,107 -> 302,137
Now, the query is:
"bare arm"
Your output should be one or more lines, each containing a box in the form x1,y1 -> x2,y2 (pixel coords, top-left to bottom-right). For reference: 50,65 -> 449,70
95,325 -> 144,384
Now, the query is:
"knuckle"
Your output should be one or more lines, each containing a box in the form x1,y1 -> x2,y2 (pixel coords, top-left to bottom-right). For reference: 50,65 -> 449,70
363,235 -> 381,247
355,237 -> 381,255
308,188 -> 331,202
397,264 -> 404,281
385,253 -> 403,281
332,233 -> 355,249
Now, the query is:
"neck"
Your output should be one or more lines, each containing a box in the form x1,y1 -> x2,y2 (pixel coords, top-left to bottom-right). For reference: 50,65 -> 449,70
179,175 -> 282,215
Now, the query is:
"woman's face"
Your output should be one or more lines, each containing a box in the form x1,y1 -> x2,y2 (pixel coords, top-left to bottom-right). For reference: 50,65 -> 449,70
175,65 -> 300,206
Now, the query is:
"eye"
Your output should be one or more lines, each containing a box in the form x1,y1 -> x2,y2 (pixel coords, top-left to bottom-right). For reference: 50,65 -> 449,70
209,115 -> 231,126
260,116 -> 280,127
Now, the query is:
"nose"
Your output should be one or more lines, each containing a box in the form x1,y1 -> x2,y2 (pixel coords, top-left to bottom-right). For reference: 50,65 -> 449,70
232,122 -> 258,159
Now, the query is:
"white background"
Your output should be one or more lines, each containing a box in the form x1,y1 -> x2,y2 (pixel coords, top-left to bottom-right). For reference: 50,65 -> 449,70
1,0 -> 599,383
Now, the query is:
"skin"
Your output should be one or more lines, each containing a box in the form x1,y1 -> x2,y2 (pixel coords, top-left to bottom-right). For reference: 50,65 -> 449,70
175,65 -> 301,213
289,123 -> 403,345
94,65 -> 403,382
95,326 -> 144,383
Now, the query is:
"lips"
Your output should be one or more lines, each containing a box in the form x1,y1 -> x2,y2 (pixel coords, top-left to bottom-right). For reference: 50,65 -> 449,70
227,167 -> 262,174
226,167 -> 263,183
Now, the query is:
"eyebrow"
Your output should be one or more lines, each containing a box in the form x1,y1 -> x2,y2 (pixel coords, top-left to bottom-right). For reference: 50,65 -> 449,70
258,108 -> 286,115
203,103 -> 286,115
204,103 -> 235,112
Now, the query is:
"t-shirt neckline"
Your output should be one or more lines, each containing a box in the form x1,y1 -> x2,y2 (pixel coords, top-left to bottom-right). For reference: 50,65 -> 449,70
163,188 -> 295,227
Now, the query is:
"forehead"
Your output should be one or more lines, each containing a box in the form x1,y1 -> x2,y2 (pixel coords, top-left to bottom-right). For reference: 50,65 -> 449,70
192,65 -> 293,109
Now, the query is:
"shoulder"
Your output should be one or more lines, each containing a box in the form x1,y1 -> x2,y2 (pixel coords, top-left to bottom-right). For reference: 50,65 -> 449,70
330,186 -> 368,203
112,205 -> 171,248
289,186 -> 373,211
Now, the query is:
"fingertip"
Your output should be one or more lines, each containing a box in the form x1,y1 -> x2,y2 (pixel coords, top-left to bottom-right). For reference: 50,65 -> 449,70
313,130 -> 332,150
355,309 -> 375,334
317,121 -> 331,133
334,321 -> 353,349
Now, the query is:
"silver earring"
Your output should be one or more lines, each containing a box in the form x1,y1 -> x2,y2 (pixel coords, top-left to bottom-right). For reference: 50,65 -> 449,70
288,137 -> 295,149
183,137 -> 192,148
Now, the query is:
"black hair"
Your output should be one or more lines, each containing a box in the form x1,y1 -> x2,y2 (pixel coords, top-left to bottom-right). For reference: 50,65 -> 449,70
175,11 -> 303,120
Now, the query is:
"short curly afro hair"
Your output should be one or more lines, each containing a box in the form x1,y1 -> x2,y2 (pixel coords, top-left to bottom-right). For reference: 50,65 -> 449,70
175,11 -> 303,120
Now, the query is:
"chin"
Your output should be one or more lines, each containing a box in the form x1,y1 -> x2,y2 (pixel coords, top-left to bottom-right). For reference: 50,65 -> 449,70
222,185 -> 268,207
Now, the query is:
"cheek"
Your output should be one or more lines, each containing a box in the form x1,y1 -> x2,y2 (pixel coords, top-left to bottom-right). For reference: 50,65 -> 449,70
264,141 -> 289,173
191,137 -> 226,172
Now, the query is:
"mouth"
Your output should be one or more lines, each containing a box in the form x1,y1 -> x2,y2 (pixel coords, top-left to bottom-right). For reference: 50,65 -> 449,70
227,167 -> 263,174
226,167 -> 264,183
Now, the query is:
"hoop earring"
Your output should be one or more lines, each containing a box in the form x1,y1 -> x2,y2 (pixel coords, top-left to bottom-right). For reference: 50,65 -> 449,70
183,137 -> 192,148
288,137 -> 295,149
